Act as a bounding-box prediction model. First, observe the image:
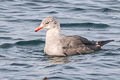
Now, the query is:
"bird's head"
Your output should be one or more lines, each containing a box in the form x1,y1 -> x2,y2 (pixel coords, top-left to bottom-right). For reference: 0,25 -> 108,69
35,16 -> 59,32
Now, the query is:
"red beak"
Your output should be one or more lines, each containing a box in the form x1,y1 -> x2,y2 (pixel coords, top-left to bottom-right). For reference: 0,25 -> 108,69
35,27 -> 43,32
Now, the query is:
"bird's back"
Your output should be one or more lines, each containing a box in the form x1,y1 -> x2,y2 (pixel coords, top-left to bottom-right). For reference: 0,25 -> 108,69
60,35 -> 98,56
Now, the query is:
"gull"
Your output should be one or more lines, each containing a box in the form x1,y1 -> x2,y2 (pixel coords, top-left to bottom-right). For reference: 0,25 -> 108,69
35,16 -> 113,56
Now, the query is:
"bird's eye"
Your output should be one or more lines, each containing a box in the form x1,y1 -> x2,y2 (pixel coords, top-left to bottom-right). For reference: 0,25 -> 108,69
54,21 -> 57,24
46,22 -> 49,24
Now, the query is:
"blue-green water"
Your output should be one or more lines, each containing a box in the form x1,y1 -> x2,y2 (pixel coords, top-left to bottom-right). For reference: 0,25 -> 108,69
0,0 -> 120,80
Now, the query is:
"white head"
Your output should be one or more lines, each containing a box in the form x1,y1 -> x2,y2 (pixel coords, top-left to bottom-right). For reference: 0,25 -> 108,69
35,16 -> 60,32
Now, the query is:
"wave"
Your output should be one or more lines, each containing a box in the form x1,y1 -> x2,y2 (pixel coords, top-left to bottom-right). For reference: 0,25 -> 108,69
0,37 -> 13,40
5,19 -> 42,23
15,39 -> 45,46
0,39 -> 45,48
0,43 -> 14,48
0,37 -> 24,40
10,63 -> 33,67
70,7 -> 85,11
47,11 -> 58,14
0,30 -> 10,33
0,7 -> 8,10
30,0 -> 69,4
61,22 -> 109,28
98,8 -> 120,12
68,7 -> 120,13
0,55 -> 5,57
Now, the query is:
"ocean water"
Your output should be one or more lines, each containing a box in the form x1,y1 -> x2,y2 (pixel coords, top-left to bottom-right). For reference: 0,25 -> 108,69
0,0 -> 120,80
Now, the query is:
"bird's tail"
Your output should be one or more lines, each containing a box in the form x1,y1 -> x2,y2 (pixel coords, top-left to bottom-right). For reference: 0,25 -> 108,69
97,40 -> 114,46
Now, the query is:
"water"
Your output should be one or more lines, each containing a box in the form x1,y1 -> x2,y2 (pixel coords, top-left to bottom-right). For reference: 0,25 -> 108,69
0,0 -> 120,80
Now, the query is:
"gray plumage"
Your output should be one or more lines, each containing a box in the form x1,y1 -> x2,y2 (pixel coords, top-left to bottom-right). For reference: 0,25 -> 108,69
61,35 -> 113,56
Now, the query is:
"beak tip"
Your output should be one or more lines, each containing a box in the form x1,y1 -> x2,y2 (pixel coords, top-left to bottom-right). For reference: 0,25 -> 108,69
35,26 -> 43,32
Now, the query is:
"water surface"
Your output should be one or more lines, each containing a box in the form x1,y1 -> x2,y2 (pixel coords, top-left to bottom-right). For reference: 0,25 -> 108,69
0,0 -> 120,80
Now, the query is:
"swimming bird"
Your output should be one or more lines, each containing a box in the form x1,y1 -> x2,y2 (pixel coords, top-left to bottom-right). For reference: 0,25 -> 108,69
35,16 -> 114,56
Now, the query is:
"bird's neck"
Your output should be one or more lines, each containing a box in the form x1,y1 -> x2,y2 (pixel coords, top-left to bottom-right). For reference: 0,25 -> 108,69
46,27 -> 61,41
45,27 -> 64,56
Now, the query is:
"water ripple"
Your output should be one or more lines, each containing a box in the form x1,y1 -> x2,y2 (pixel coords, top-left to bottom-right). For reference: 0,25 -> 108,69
0,43 -> 14,48
70,7 -> 85,11
0,39 -> 45,48
0,68 -> 19,72
10,63 -> 33,68
0,37 -> 13,40
15,39 -> 45,46
61,23 -> 110,28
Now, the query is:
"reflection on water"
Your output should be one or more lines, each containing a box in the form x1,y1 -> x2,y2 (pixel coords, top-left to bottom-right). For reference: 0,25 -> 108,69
48,57 -> 69,64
